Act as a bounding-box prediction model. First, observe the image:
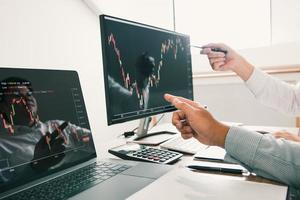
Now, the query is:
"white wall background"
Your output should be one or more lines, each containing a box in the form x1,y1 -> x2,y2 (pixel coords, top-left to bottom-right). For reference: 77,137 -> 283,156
192,74 -> 299,127
0,0 -> 158,156
175,0 -> 271,49
175,0 -> 300,73
0,0 -> 179,157
272,0 -> 300,45
86,0 -> 174,29
0,0 -> 299,156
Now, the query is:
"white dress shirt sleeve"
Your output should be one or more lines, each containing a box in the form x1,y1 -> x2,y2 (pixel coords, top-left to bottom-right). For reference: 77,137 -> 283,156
245,68 -> 300,116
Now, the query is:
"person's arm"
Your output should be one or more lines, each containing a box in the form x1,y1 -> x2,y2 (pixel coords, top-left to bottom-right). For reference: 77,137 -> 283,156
245,67 -> 300,116
225,126 -> 300,188
201,43 -> 300,116
164,94 -> 300,189
201,43 -> 254,81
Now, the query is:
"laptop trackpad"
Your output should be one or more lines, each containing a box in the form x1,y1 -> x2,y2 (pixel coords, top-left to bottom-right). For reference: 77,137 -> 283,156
69,174 -> 154,200
122,162 -> 172,178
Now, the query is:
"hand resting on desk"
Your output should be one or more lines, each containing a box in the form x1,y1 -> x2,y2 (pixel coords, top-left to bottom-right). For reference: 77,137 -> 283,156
272,131 -> 300,143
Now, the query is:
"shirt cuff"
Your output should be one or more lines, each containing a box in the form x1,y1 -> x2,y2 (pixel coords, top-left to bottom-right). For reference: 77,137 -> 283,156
245,68 -> 268,97
225,126 -> 263,167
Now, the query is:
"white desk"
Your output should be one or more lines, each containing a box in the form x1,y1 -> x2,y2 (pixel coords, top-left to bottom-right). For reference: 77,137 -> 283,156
103,123 -> 297,199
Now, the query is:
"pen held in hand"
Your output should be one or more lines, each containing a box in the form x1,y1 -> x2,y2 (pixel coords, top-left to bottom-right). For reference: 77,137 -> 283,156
180,119 -> 188,125
50,121 -> 69,140
191,45 -> 228,54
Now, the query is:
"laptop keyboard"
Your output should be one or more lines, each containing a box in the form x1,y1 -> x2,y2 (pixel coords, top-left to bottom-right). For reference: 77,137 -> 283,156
4,162 -> 131,200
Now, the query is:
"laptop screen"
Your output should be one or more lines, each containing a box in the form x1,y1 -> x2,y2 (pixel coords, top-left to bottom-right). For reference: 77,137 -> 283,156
0,68 -> 96,193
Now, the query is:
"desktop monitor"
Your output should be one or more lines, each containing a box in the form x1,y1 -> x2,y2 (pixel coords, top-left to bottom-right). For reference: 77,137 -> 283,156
100,15 -> 193,138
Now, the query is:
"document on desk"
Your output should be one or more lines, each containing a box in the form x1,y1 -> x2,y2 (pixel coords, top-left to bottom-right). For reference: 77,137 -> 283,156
194,146 -> 226,161
127,168 -> 287,200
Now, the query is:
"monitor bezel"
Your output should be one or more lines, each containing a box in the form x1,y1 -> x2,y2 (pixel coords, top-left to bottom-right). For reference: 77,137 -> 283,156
99,14 -> 193,125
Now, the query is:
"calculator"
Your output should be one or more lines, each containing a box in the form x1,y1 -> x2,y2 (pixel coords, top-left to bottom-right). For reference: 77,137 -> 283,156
108,143 -> 183,164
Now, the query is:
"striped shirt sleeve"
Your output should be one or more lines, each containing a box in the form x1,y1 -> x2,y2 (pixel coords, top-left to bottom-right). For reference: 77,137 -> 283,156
224,126 -> 300,189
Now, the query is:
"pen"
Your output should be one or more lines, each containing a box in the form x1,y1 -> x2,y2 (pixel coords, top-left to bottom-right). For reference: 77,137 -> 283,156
190,45 -> 228,54
180,119 -> 187,124
51,121 -> 69,140
187,165 -> 244,174
45,133 -> 51,151
257,130 -> 270,134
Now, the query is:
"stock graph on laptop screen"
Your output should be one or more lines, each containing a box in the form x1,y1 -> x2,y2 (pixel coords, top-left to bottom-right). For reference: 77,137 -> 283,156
0,68 -> 96,193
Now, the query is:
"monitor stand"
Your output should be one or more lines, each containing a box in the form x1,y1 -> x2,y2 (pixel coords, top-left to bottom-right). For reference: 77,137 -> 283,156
127,117 -> 177,145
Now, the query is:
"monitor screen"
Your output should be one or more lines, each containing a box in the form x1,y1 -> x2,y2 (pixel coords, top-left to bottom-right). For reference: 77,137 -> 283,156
100,15 -> 194,125
0,68 -> 96,193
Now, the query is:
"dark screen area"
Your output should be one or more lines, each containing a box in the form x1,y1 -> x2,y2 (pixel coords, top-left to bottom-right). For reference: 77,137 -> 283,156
100,15 -> 194,125
0,68 -> 96,193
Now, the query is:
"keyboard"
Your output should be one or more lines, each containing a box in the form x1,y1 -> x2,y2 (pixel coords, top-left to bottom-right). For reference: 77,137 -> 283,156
109,143 -> 183,164
160,135 -> 207,154
4,162 -> 131,200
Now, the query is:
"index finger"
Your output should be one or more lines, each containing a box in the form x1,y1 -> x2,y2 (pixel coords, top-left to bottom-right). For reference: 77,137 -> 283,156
164,93 -> 201,108
164,94 -> 194,115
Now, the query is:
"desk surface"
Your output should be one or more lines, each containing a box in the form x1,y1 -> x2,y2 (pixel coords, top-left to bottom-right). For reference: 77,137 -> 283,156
103,123 -> 293,199
104,123 -> 294,181
127,168 -> 287,200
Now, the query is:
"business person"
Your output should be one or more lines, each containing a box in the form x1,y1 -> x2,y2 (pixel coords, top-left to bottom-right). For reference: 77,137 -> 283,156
201,43 -> 300,142
164,93 -> 300,190
108,53 -> 156,113
164,44 -> 300,192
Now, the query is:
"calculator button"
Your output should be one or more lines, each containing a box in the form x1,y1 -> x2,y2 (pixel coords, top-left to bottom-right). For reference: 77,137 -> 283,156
124,146 -> 183,164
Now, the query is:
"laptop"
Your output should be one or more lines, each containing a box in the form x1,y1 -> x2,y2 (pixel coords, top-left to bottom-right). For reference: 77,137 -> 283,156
0,67 -> 171,200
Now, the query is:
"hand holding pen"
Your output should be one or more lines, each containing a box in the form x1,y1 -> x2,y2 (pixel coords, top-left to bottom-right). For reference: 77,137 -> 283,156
179,105 -> 208,138
45,121 -> 69,151
199,43 -> 255,81
35,121 -> 69,157
197,43 -> 231,71
164,94 -> 229,147
191,45 -> 228,55
32,121 -> 69,171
